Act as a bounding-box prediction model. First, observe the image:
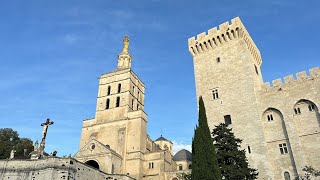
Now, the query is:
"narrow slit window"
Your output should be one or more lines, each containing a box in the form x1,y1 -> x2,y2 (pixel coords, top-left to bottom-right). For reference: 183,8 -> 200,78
248,146 -> 251,153
107,86 -> 111,95
118,84 -> 121,93
254,65 -> 259,75
116,97 -> 120,107
106,99 -> 110,109
132,99 -> 134,109
216,57 -> 221,63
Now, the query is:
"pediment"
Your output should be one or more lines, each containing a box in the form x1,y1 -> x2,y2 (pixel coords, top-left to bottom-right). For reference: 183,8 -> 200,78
74,139 -> 120,158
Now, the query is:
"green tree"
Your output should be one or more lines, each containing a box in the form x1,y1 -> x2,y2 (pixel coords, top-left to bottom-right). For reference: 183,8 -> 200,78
212,123 -> 258,180
0,128 -> 33,159
177,172 -> 192,180
295,166 -> 320,180
191,96 -> 221,180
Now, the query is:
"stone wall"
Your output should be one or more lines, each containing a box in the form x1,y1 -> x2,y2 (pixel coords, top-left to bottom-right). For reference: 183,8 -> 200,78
188,17 -> 320,179
0,158 -> 135,180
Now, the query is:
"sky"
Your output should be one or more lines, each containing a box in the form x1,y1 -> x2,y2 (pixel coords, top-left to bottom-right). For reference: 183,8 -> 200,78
0,0 -> 319,156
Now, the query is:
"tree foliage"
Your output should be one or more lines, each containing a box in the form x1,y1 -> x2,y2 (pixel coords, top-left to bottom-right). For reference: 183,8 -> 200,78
295,166 -> 320,180
0,128 -> 33,159
191,96 -> 221,180
177,172 -> 192,180
212,123 -> 258,180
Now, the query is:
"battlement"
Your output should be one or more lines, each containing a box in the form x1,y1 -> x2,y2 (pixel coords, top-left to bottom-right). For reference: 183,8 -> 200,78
188,17 -> 262,66
262,67 -> 320,91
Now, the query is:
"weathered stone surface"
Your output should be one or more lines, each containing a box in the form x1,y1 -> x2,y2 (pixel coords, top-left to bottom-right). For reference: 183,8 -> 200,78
188,17 -> 320,180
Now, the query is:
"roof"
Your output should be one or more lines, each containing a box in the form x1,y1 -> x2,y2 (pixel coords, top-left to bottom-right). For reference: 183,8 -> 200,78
173,149 -> 192,161
155,135 -> 172,143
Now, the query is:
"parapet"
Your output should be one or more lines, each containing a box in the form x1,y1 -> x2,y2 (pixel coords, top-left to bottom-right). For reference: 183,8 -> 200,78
262,67 -> 320,91
188,17 -> 262,66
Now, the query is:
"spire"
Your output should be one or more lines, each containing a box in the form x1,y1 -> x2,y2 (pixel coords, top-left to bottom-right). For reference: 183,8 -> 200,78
122,35 -> 129,54
118,35 -> 132,69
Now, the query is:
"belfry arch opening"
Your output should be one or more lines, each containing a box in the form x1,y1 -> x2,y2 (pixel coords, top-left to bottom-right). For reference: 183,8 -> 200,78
85,160 -> 100,170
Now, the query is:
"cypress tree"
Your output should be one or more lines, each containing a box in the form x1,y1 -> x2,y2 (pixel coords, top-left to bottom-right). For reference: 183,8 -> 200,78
192,96 -> 221,180
212,123 -> 259,179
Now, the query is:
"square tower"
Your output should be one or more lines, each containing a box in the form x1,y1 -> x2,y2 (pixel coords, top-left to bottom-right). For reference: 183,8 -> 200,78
188,17 -> 273,179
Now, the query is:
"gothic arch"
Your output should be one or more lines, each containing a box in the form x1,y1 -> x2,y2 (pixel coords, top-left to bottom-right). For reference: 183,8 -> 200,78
261,108 -> 298,177
261,108 -> 288,142
293,99 -> 320,134
85,160 -> 100,170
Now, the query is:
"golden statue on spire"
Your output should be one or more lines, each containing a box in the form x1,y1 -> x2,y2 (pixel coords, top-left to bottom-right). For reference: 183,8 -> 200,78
122,35 -> 129,54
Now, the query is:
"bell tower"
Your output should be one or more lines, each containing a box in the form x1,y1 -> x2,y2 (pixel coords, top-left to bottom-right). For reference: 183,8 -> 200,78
78,35 -> 148,179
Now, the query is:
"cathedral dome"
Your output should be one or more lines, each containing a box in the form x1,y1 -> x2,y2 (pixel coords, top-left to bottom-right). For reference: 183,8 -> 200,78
173,149 -> 192,161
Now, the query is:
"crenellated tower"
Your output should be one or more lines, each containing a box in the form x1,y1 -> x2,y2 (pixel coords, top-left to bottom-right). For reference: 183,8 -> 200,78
188,17 -> 320,179
188,17 -> 273,179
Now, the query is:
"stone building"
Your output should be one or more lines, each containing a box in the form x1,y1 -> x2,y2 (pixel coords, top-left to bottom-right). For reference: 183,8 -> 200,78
188,17 -> 320,179
74,36 -> 191,180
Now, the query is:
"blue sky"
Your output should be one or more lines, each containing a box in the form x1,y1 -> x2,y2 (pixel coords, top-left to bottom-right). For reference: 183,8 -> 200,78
0,0 -> 319,156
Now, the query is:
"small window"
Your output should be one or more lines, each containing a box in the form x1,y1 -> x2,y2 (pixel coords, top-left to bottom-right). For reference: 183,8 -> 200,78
137,104 -> 139,110
138,91 -> 140,100
284,171 -> 291,180
133,86 -> 135,94
216,57 -> 221,63
308,104 -> 316,111
116,97 -> 120,107
224,115 -> 231,125
279,143 -> 288,154
178,164 -> 183,171
212,89 -> 219,100
107,86 -> 111,95
118,84 -> 121,93
294,108 -> 301,115
149,162 -> 154,169
188,164 -> 192,169
267,114 -> 273,121
106,99 -> 110,109
248,146 -> 251,154
254,65 -> 259,75
132,99 -> 134,109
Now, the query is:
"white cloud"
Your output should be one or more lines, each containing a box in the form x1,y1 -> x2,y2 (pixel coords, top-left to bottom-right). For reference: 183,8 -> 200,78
172,140 -> 191,155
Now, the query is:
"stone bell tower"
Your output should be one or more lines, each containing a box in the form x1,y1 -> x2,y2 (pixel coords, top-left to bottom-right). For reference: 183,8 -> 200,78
77,36 -> 148,179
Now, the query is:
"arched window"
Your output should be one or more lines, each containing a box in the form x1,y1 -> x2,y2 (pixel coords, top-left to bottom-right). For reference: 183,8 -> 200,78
284,171 -> 290,180
106,99 -> 110,109
116,97 -> 120,107
107,86 -> 111,95
118,84 -> 121,93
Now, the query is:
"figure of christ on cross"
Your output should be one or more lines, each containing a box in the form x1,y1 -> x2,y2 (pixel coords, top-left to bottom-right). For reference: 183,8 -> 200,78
39,118 -> 54,157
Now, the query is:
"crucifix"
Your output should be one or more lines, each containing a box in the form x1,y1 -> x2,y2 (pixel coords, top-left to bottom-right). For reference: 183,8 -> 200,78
39,118 -> 54,157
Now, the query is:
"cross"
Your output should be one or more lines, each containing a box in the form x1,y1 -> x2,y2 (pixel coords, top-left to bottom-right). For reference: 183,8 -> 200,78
39,118 -> 54,157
